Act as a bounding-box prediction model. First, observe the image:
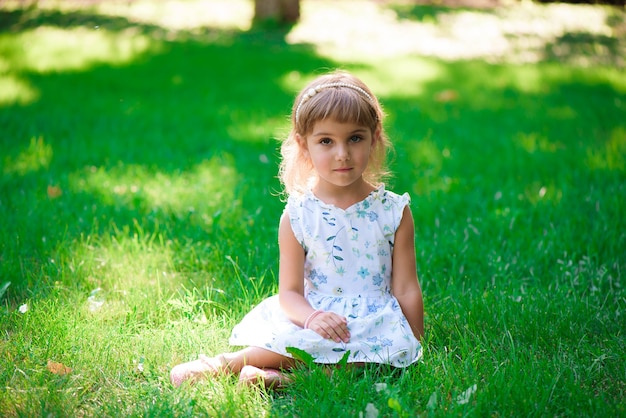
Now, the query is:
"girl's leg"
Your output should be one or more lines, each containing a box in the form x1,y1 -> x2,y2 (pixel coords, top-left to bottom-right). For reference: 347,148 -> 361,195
170,346 -> 295,387
226,347 -> 295,390
170,354 -> 228,387
222,346 -> 296,372
239,365 -> 293,390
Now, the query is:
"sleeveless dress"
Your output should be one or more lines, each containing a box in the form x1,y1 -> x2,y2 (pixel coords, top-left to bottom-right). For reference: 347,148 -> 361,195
229,185 -> 422,367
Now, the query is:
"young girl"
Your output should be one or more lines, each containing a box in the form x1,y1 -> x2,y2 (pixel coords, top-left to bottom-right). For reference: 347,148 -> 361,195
170,71 -> 424,389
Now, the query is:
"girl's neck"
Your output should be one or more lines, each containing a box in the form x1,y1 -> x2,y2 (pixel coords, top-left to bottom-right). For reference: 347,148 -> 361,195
312,178 -> 376,210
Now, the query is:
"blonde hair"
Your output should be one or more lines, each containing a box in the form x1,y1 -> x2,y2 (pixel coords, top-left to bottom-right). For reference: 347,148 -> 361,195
279,71 -> 391,197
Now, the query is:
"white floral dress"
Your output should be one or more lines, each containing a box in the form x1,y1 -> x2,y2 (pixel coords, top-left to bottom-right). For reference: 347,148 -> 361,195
229,185 -> 422,367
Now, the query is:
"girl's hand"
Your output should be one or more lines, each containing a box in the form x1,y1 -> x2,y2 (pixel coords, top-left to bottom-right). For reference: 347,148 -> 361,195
308,311 -> 351,343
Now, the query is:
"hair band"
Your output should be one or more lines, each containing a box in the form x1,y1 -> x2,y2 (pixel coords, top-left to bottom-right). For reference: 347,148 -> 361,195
295,82 -> 374,123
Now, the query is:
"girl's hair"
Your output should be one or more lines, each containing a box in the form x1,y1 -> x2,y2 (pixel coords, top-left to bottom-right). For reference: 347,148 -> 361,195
279,71 -> 391,197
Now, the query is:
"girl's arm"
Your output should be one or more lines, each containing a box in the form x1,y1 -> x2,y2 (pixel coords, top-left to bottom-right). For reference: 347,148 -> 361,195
277,212 -> 309,325
391,206 -> 424,341
277,213 -> 350,343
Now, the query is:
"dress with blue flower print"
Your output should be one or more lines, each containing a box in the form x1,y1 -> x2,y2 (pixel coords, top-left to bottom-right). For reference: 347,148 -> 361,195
229,185 -> 422,367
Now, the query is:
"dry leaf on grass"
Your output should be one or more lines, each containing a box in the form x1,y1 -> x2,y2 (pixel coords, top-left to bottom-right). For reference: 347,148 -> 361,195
434,89 -> 459,103
47,185 -> 63,199
47,360 -> 72,376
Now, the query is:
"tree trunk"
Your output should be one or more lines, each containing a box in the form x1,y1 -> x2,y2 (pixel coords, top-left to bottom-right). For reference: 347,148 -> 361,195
254,0 -> 300,24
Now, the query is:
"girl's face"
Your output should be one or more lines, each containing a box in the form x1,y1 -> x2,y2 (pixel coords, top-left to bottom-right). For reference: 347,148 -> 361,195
298,118 -> 380,194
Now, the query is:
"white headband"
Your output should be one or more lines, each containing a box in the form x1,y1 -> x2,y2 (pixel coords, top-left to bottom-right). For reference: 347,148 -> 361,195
294,82 -> 374,123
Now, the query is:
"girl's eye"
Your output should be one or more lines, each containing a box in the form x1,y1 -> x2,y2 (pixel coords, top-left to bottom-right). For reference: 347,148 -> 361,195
320,138 -> 332,145
350,135 -> 363,143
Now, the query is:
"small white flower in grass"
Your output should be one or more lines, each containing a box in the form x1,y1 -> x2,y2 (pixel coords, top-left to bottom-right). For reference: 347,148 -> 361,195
18,304 -> 28,314
87,288 -> 105,312
456,384 -> 477,405
358,403 -> 379,418
365,403 -> 379,418
374,382 -> 388,393
134,357 -> 145,373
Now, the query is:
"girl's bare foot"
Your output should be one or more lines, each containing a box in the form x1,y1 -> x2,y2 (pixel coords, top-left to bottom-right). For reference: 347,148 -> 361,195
238,365 -> 292,390
170,354 -> 228,387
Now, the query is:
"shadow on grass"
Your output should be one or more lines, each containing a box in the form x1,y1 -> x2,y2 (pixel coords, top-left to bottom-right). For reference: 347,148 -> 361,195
545,31 -> 625,67
390,3 -> 492,21
0,7 -> 161,32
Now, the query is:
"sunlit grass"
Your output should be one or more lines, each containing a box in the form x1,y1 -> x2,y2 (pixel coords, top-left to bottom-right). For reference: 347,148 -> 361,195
0,73 -> 39,105
3,136 -> 52,175
280,57 -> 444,102
93,0 -> 253,31
1,0 -> 625,416
290,0 -> 625,66
71,156 -> 240,219
586,126 -> 626,172
0,27 -> 158,73
515,132 -> 565,154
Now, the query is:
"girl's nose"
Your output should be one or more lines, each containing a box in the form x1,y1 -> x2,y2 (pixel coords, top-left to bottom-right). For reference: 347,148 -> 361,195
336,144 -> 350,161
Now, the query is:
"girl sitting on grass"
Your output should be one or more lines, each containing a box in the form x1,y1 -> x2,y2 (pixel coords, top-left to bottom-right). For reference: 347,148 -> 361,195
170,70 -> 424,389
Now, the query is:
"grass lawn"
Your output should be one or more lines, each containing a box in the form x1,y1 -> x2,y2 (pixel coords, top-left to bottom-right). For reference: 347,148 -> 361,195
1,0 -> 625,416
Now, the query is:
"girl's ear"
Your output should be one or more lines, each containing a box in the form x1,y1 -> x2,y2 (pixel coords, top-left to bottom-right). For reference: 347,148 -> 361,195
372,126 -> 382,147
296,133 -> 309,157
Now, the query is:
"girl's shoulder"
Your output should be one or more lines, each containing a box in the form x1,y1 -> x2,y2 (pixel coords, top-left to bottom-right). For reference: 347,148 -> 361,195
369,184 -> 411,208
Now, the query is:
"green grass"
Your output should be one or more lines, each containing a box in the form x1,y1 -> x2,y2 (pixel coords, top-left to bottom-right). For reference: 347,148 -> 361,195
1,1 -> 625,416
